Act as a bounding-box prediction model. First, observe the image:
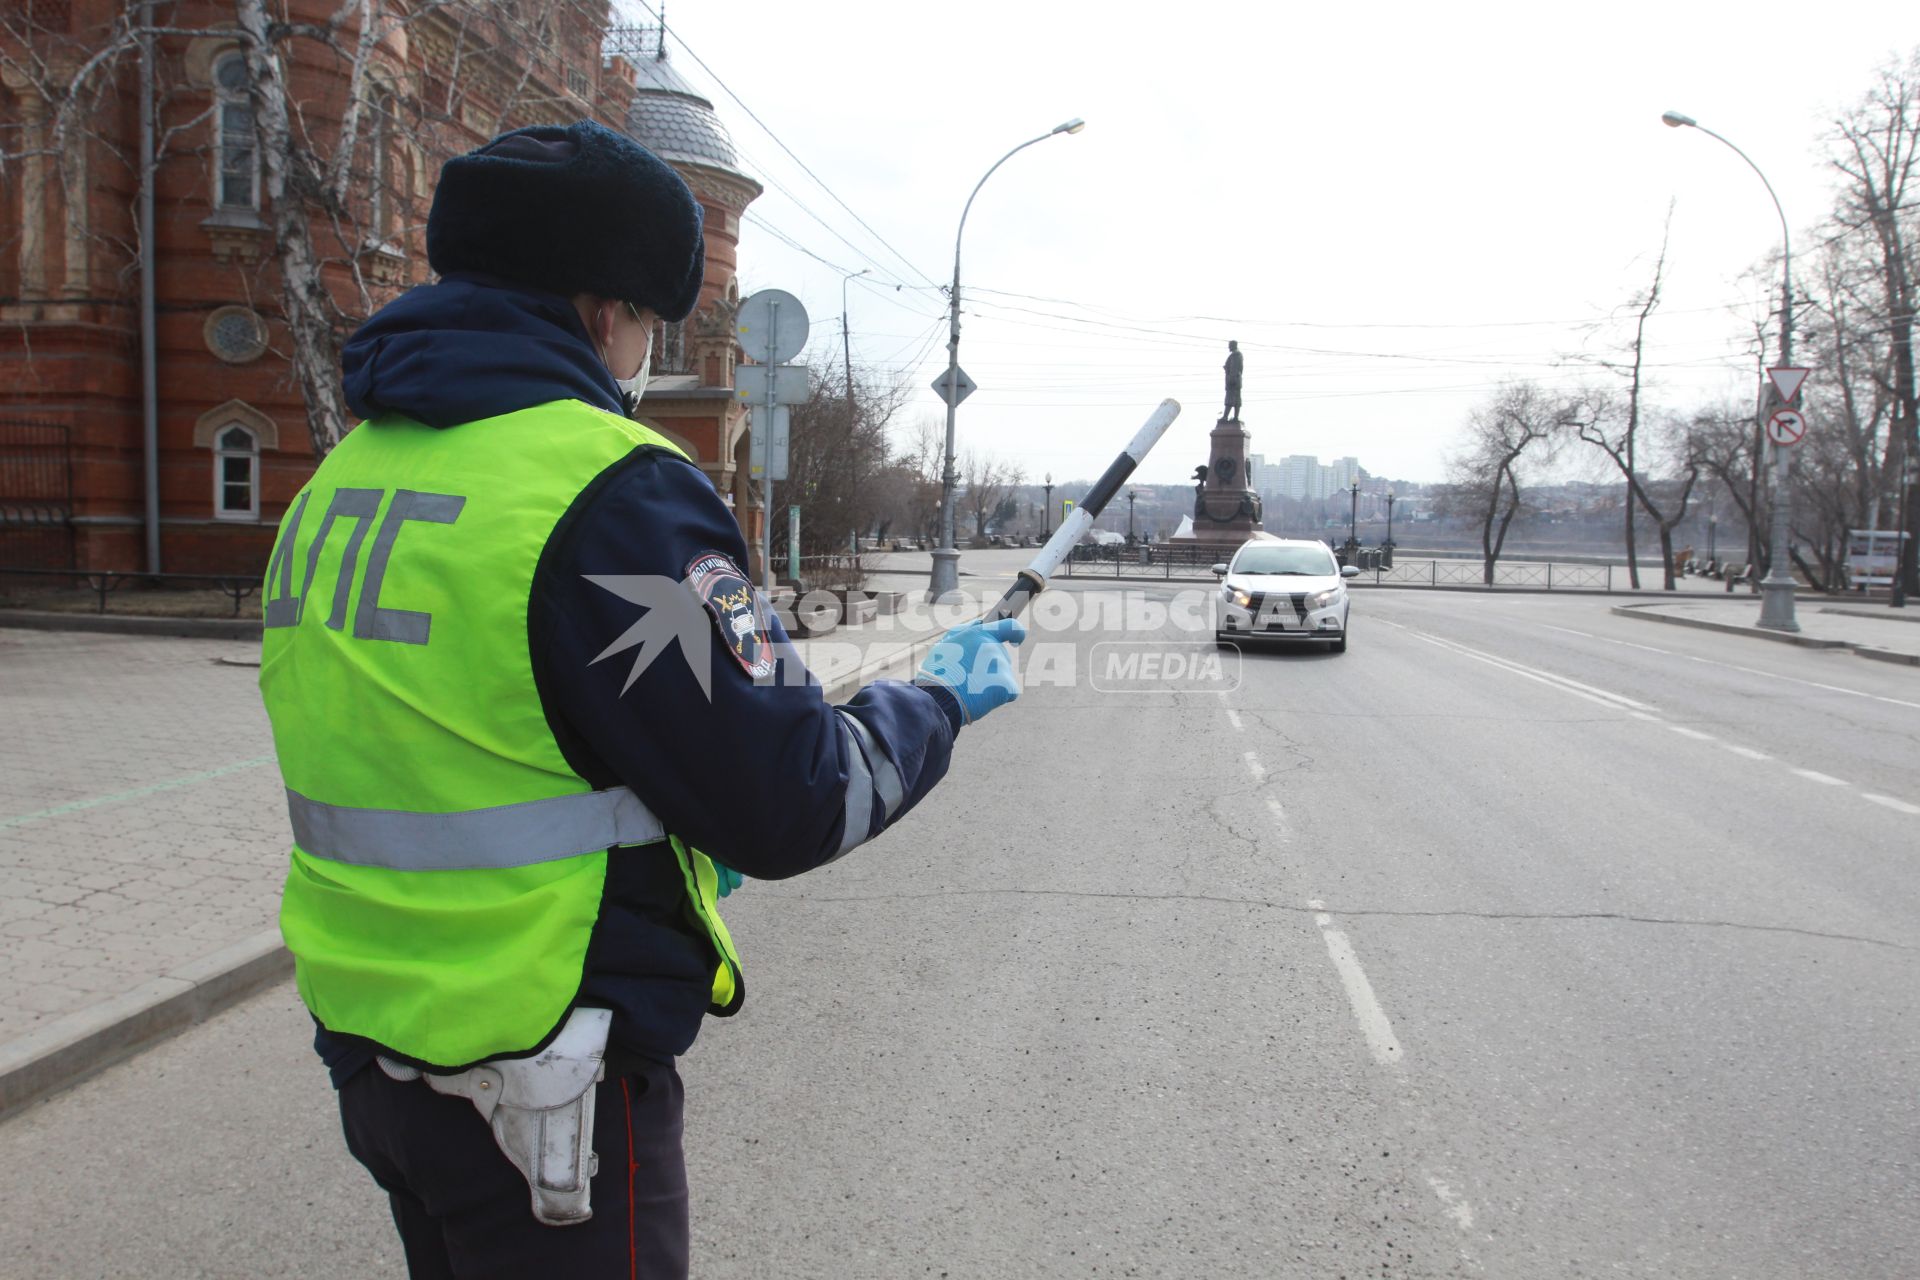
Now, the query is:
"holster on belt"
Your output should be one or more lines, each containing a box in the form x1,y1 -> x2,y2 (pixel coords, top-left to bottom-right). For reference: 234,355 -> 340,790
378,1006 -> 612,1227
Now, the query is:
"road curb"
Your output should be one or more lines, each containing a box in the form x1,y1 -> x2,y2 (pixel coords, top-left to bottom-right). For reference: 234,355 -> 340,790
1611,604 -> 1856,650
1820,606 -> 1920,626
0,928 -> 290,1123
0,610 -> 261,640
1853,646 -> 1920,667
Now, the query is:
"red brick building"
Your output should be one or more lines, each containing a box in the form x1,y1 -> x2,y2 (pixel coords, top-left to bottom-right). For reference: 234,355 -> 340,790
0,5 -> 759,575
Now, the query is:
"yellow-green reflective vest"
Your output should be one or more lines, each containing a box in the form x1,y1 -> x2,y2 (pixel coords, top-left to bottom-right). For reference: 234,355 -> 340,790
261,400 -> 743,1069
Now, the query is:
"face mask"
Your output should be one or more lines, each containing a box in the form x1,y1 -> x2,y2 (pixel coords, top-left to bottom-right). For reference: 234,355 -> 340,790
599,304 -> 652,416
613,338 -> 651,416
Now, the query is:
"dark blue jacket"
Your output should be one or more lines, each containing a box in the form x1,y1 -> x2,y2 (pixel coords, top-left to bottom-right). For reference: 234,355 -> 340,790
314,276 -> 959,1084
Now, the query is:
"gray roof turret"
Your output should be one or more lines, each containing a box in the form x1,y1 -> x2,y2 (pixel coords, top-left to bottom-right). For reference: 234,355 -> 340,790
625,51 -> 755,186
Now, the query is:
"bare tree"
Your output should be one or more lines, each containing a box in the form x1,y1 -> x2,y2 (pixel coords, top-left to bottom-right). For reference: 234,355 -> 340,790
960,451 -> 1022,543
1445,382 -> 1578,584
767,351 -> 910,572
1827,48 -> 1920,597
1575,211 -> 1671,587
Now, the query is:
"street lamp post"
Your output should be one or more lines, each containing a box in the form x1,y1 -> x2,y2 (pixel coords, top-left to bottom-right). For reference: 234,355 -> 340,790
1347,482 -> 1360,559
927,118 -> 1085,602
1384,492 -> 1396,547
1043,473 -> 1053,535
1127,489 -> 1137,540
840,267 -> 869,418
1663,109 -> 1798,631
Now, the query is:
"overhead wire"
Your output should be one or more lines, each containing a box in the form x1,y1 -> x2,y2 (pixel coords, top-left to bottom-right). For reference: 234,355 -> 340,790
617,0 -> 940,291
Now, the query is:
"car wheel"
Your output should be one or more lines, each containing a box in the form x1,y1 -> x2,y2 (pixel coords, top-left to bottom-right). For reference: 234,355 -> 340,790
1330,615 -> 1348,654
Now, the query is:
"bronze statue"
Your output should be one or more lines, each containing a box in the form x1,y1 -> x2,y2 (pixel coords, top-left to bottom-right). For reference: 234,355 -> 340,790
1222,340 -> 1243,422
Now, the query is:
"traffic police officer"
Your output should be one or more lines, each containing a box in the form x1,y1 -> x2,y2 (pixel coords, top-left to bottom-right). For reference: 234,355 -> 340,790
258,120 -> 1023,1278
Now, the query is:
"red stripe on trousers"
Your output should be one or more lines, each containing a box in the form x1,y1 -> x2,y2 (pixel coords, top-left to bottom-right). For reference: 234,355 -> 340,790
624,1077 -> 637,1280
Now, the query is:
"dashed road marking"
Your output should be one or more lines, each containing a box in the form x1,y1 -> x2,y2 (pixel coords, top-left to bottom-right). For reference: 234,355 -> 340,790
1723,745 -> 1771,761
1863,793 -> 1920,816
1426,1176 -> 1476,1231
1242,751 -> 1265,783
1319,922 -> 1404,1065
1668,725 -> 1716,742
1542,624 -> 1592,638
1226,709 -> 1244,731
1793,769 -> 1849,787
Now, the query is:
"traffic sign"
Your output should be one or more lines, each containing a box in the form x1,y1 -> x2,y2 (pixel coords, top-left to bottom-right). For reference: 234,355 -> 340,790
748,404 -> 790,480
1766,366 -> 1811,405
734,364 -> 810,404
736,289 -> 809,365
931,365 -> 976,407
1766,408 -> 1806,447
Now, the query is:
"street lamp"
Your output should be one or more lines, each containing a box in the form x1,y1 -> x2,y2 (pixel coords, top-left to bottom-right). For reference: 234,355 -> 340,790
1043,472 -> 1054,535
1384,491 -> 1396,546
1663,109 -> 1798,631
927,117 -> 1086,602
1127,489 -> 1137,540
1347,482 -> 1360,555
840,267 -> 869,414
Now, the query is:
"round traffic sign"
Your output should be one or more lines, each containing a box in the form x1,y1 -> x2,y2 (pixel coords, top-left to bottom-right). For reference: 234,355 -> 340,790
735,289 -> 809,365
1766,408 -> 1806,447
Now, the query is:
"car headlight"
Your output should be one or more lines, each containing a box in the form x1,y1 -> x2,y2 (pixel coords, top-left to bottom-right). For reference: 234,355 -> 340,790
1224,585 -> 1253,607
1305,587 -> 1342,610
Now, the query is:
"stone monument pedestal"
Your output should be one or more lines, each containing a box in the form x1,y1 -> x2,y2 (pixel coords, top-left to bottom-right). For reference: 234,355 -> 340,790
1172,417 -> 1264,551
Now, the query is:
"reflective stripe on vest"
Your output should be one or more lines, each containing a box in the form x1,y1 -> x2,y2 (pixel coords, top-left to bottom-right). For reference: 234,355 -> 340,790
285,786 -> 667,871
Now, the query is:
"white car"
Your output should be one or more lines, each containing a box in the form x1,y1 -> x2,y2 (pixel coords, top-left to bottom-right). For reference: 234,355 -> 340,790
1212,537 -> 1360,653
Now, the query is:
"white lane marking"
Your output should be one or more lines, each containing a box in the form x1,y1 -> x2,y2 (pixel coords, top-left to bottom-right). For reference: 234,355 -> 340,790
1543,624 -> 1592,638
1630,710 -> 1660,722
1226,709 -> 1244,731
1307,898 -> 1325,910
1426,1176 -> 1476,1231
1863,793 -> 1920,816
1668,725 -> 1716,742
1243,751 -> 1265,783
1315,913 -> 1332,926
1723,745 -> 1772,761
1675,652 -> 1920,712
1320,927 -> 1404,1065
1793,769 -> 1849,787
1264,795 -> 1286,824
1406,629 -> 1655,713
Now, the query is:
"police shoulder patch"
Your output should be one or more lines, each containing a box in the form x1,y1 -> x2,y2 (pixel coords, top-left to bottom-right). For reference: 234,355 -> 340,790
687,552 -> 775,680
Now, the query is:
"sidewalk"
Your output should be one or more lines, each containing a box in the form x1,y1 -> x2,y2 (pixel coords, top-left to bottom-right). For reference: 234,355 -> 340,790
0,580 -> 978,1121
1614,597 -> 1920,666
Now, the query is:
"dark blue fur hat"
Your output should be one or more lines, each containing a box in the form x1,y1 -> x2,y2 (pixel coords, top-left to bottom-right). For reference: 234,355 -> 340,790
426,120 -> 706,322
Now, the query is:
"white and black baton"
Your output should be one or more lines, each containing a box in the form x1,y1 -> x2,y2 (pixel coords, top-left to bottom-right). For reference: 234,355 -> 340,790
984,398 -> 1182,623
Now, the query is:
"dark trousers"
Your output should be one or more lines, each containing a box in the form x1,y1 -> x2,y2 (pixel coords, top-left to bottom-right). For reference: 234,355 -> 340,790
338,1058 -> 690,1279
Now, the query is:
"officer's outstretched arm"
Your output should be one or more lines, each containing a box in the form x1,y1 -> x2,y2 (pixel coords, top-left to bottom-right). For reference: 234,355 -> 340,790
529,447 -> 957,878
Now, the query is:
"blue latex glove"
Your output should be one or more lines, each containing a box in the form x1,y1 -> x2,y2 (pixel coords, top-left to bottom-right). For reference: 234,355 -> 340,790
713,861 -> 743,898
914,618 -> 1027,725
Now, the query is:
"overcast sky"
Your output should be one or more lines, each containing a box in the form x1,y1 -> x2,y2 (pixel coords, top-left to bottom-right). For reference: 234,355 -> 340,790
621,0 -> 1913,486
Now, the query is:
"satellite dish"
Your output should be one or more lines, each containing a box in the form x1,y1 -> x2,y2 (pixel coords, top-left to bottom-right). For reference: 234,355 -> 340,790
736,289 -> 809,365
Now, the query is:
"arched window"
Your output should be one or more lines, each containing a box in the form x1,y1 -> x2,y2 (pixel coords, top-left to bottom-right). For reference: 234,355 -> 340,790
213,53 -> 258,210
213,424 -> 259,519
365,89 -> 398,247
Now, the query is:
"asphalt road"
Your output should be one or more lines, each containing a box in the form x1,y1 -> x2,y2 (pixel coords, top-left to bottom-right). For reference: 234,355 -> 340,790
3,585 -> 1915,1278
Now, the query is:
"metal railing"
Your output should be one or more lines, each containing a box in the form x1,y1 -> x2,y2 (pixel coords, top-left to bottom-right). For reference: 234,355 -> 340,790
1058,544 -> 1626,592
1372,558 -> 1613,590
0,567 -> 260,616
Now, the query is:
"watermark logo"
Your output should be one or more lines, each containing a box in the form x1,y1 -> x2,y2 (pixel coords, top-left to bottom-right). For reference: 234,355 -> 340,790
1088,641 -> 1241,694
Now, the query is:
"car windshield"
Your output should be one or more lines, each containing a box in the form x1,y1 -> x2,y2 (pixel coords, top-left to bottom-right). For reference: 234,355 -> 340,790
1234,546 -> 1337,576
